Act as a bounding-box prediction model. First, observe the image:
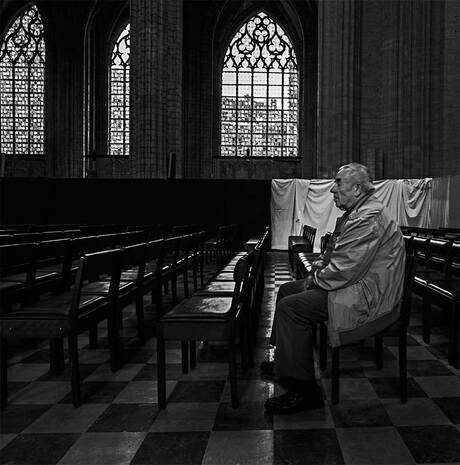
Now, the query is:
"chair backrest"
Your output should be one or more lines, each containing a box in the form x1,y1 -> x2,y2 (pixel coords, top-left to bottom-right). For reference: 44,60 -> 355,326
411,236 -> 430,264
448,241 -> 460,280
400,254 -> 416,328
0,243 -> 37,282
231,252 -> 252,313
145,239 -> 165,277
427,238 -> 451,274
163,236 -> 181,266
70,249 -> 122,322
120,242 -> 147,283
71,236 -> 99,259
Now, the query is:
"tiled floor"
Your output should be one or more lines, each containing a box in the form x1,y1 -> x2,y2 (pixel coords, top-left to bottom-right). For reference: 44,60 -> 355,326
1,252 -> 459,465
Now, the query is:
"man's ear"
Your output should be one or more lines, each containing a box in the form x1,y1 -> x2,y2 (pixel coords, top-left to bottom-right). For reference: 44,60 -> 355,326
354,184 -> 362,197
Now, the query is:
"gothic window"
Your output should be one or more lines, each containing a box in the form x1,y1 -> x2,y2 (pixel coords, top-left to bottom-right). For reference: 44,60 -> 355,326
0,5 -> 45,156
221,12 -> 298,158
108,23 -> 130,156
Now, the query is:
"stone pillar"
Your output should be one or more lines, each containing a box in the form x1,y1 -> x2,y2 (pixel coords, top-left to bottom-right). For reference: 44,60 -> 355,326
317,0 -> 361,178
130,0 -> 183,178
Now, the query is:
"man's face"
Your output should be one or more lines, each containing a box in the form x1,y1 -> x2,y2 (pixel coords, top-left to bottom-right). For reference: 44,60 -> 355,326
330,169 -> 358,211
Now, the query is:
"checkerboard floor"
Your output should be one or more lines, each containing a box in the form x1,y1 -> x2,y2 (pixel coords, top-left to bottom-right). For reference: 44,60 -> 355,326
1,251 -> 459,465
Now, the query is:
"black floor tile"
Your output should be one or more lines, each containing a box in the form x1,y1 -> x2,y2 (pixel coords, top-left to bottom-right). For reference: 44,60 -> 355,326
133,363 -> 183,381
88,403 -> 159,432
274,429 -> 344,465
59,381 -> 128,404
433,397 -> 460,424
213,402 -> 273,430
131,431 -> 210,465
20,348 -> 68,364
330,400 -> 393,427
383,335 -> 419,346
37,363 -> 99,381
369,377 -> 427,398
168,380 -> 226,403
320,361 -> 366,378
7,381 -> 29,397
122,348 -> 155,363
398,425 -> 460,463
407,360 -> 454,376
0,433 -> 79,464
0,404 -> 51,434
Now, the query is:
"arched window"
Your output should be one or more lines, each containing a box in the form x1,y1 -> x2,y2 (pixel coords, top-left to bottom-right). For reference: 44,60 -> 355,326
108,23 -> 130,156
221,11 -> 298,158
0,5 -> 45,156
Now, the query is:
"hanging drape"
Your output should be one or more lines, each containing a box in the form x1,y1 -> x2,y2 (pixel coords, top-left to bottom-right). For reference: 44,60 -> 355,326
271,178 -> 440,250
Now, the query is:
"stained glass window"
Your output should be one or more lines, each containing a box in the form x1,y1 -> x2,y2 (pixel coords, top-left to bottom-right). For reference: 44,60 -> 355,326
108,23 -> 130,156
221,12 -> 299,158
0,5 -> 45,156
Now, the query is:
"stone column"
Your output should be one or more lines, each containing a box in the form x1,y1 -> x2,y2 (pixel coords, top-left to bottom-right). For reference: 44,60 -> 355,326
316,0 -> 361,178
130,0 -> 183,178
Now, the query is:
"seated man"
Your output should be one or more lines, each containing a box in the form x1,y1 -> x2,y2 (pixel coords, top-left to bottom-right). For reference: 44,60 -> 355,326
263,162 -> 405,414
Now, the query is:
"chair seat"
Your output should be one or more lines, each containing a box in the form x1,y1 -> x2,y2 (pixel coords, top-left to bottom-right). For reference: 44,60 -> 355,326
195,281 -> 235,294
0,280 -> 24,292
289,236 -> 308,247
1,272 -> 27,284
212,272 -> 235,281
162,296 -> 233,321
81,280 -> 134,295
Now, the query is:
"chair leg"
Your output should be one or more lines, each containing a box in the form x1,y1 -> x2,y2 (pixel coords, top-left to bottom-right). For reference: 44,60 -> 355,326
319,323 -> 327,371
399,331 -> 408,403
157,327 -> 166,409
448,300 -> 459,368
331,347 -> 340,404
422,290 -> 431,344
199,258 -> 204,287
228,331 -> 239,409
172,274 -> 178,305
89,325 -> 98,349
189,341 -> 196,369
135,295 -> 146,345
107,310 -> 122,372
49,338 -> 65,372
375,336 -> 383,370
67,333 -> 81,407
193,264 -> 198,292
183,270 -> 189,298
0,337 -> 8,409
181,341 -> 189,374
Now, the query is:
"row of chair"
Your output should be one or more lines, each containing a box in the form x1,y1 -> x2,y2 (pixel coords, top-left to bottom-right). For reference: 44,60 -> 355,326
0,230 -> 210,408
157,228 -> 271,409
401,226 -> 460,242
203,224 -> 240,266
405,235 -> 460,367
288,224 -> 317,270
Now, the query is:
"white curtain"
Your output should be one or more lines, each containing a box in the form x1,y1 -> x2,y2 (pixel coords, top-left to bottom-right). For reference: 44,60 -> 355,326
271,178 -> 437,251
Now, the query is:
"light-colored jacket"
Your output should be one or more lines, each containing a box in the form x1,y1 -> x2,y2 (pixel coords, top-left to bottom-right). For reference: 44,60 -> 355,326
313,194 -> 405,347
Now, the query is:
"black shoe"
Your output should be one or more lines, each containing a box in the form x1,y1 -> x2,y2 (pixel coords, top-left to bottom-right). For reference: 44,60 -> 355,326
260,361 -> 275,378
264,385 -> 324,414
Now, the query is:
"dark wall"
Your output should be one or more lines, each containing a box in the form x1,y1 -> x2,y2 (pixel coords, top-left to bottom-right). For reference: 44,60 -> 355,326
0,178 -> 271,240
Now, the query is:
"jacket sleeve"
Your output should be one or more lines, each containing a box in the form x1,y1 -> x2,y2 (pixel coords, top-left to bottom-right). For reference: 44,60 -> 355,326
312,211 -> 382,291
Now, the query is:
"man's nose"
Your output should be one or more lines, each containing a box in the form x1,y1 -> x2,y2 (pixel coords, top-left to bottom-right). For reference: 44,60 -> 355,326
330,185 -> 336,193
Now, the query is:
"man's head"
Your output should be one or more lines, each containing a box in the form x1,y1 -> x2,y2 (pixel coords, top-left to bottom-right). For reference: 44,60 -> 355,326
330,163 -> 375,211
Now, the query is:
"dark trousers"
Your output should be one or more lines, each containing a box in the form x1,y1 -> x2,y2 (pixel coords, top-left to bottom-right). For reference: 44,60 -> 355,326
270,279 -> 328,381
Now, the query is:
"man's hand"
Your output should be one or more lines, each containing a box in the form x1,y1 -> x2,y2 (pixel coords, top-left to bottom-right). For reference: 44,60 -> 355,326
304,274 -> 315,290
312,259 -> 325,270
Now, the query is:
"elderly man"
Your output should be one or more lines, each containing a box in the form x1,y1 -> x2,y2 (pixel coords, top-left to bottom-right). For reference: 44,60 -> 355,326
263,162 -> 405,414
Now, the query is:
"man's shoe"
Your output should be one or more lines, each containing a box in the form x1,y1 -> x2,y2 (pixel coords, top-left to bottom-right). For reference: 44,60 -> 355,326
264,386 -> 324,414
260,361 -> 275,378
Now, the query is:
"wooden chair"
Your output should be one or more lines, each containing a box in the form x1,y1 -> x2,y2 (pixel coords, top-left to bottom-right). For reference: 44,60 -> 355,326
157,252 -> 252,409
320,254 -> 415,404
0,248 -> 122,408
423,241 -> 460,367
288,224 -> 317,271
0,243 -> 37,312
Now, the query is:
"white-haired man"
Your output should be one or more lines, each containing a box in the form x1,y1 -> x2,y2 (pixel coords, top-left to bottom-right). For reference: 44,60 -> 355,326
263,162 -> 405,413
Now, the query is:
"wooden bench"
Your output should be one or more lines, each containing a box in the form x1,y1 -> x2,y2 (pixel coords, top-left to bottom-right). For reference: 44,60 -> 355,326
288,224 -> 317,270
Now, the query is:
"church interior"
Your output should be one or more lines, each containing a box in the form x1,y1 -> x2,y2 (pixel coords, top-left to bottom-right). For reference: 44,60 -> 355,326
0,0 -> 459,464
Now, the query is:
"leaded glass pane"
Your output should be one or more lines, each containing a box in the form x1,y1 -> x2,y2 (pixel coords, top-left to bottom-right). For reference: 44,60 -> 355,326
108,23 -> 130,156
0,5 -> 45,155
221,12 -> 298,157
